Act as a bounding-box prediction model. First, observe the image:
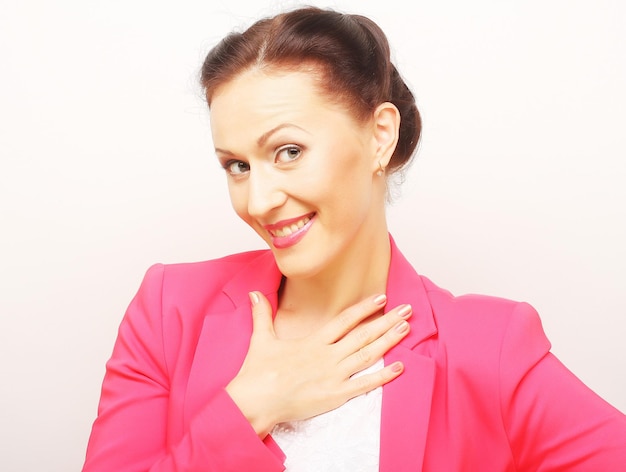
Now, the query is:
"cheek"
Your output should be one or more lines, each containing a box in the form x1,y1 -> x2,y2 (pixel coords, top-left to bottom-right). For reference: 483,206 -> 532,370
310,147 -> 368,194
322,151 -> 373,201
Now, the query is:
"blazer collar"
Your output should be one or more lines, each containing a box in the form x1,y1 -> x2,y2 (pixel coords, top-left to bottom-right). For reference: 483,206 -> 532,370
222,249 -> 282,313
379,236 -> 437,472
385,235 -> 437,348
218,235 -> 438,471
221,234 -> 438,342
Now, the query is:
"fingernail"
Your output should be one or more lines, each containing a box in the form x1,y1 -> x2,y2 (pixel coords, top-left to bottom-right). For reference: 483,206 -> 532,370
374,294 -> 387,306
395,320 -> 409,334
398,304 -> 412,318
391,362 -> 403,373
248,292 -> 260,305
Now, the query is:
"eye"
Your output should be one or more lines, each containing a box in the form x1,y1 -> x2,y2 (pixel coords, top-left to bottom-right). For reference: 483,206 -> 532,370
275,145 -> 302,163
224,160 -> 250,175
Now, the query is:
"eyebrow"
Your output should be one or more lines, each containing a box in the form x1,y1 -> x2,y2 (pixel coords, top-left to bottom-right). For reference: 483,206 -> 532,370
214,123 -> 308,155
257,123 -> 307,147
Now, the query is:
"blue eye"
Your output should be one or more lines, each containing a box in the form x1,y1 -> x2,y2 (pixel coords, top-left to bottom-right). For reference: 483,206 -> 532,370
275,145 -> 302,163
224,160 -> 250,175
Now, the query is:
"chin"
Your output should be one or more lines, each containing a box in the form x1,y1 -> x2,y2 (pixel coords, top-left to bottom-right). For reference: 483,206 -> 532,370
271,250 -> 325,280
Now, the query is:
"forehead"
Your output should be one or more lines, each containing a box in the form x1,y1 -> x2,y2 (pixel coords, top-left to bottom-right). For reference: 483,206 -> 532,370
209,68 -> 359,145
211,69 -> 324,118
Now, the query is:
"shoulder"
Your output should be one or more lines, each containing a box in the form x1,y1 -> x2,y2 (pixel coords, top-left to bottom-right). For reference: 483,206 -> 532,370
123,250 -> 272,365
134,249 -> 271,317
420,275 -> 541,332
414,275 -> 552,413
421,275 -> 522,316
142,249 -> 269,293
418,275 -> 550,367
160,249 -> 269,281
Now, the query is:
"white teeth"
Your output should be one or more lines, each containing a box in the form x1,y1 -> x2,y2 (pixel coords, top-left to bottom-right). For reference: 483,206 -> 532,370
270,215 -> 312,238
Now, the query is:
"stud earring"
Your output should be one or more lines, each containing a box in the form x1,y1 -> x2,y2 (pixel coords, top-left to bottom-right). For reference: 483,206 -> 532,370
376,161 -> 385,176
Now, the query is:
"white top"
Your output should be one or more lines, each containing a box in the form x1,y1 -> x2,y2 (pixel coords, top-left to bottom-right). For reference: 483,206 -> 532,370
270,359 -> 384,472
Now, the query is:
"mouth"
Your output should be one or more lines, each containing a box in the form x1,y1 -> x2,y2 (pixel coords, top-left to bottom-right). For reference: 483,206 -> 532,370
264,212 -> 315,249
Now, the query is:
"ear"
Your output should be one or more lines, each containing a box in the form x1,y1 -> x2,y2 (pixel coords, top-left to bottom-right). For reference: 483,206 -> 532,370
370,102 -> 400,173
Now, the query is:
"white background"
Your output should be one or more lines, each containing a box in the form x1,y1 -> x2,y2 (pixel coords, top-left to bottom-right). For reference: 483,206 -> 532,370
1,0 -> 624,470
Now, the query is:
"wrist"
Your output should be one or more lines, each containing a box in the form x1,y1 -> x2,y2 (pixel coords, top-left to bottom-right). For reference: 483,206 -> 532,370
225,381 -> 276,438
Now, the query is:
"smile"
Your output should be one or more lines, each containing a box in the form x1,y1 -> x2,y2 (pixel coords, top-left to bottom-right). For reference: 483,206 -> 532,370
265,213 -> 315,249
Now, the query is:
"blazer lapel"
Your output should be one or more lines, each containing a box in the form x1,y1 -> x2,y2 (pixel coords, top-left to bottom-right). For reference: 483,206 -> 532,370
183,251 -> 282,429
380,238 -> 438,471
183,238 -> 438,471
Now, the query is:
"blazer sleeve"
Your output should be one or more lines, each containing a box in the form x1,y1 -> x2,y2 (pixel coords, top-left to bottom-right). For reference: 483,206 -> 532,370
82,264 -> 286,472
500,302 -> 626,471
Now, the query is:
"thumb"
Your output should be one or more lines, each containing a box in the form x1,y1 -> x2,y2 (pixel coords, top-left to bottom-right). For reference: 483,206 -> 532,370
248,291 -> 275,338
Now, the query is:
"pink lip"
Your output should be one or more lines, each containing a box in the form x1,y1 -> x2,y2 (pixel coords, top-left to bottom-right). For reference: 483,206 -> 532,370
265,213 -> 315,249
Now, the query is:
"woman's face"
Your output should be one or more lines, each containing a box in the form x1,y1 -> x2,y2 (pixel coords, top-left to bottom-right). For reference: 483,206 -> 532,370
209,68 -> 388,280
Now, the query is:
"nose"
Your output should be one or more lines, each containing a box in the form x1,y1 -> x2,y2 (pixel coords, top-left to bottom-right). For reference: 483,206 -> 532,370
246,165 -> 287,218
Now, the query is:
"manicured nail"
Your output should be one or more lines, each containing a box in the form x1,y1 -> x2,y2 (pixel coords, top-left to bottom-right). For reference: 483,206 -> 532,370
398,304 -> 412,318
391,362 -> 403,373
395,320 -> 409,334
248,292 -> 260,305
374,294 -> 387,306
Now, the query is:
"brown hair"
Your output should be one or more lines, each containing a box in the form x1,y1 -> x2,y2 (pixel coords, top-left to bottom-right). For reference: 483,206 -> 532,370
200,6 -> 421,174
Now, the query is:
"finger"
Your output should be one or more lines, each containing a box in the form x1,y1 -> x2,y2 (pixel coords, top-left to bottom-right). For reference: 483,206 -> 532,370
339,317 -> 410,375
248,291 -> 275,339
342,361 -> 404,399
336,303 -> 412,357
318,294 -> 388,344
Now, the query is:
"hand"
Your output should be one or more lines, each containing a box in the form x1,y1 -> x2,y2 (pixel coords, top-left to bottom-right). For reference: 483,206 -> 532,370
225,291 -> 412,437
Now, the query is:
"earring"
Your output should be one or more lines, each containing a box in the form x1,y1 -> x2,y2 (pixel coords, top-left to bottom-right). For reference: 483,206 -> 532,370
376,161 -> 385,176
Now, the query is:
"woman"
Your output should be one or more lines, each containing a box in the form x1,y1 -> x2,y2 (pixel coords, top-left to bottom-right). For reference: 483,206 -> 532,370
83,6 -> 626,471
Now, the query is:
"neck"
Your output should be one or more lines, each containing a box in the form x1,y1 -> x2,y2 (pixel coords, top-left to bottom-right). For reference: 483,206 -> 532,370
276,228 -> 392,336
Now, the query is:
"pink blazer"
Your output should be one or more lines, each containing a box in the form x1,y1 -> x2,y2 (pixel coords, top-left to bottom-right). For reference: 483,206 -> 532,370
83,237 -> 626,471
